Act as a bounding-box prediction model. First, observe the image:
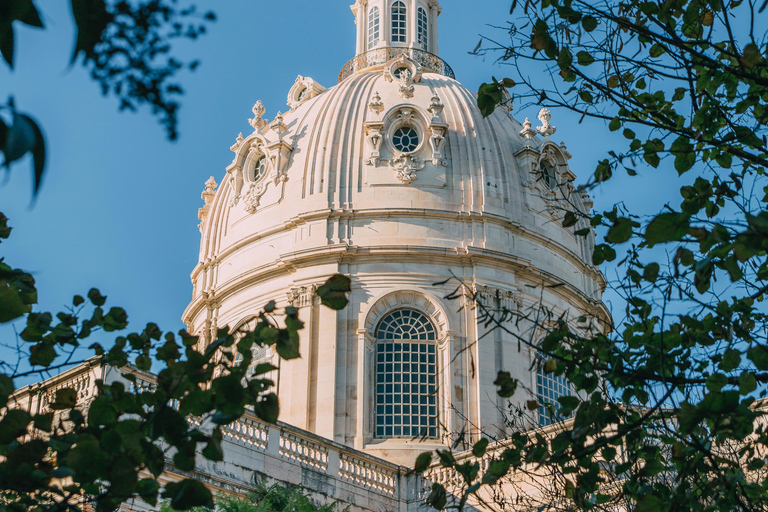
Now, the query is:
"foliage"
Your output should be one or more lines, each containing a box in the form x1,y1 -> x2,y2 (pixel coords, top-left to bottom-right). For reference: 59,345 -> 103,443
158,483 -> 343,512
0,210 -> 351,512
0,0 -> 214,197
414,1 -> 768,511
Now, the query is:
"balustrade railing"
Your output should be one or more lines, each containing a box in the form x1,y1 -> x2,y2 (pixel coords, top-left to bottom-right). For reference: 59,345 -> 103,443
339,452 -> 397,496
339,47 -> 455,83
278,432 -> 329,471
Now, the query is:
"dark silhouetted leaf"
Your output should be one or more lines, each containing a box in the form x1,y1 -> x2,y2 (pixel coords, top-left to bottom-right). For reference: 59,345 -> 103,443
162,479 -> 213,510
316,274 -> 351,310
69,0 -> 112,63
51,388 -> 78,410
644,213 -> 691,245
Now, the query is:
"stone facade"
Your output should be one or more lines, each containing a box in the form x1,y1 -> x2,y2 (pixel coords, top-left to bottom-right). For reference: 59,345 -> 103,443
184,0 -> 606,468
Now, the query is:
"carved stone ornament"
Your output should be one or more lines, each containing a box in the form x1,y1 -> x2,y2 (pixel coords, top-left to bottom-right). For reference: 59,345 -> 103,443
428,93 -> 444,118
249,101 -> 267,130
397,69 -> 415,99
287,285 -> 317,307
242,181 -> 268,214
270,111 -> 287,140
369,91 -> 384,115
198,176 -> 218,233
471,284 -> 523,311
537,108 -> 557,137
383,54 -> 423,84
364,122 -> 384,166
429,126 -> 447,167
520,118 -> 537,140
286,75 -> 326,110
230,132 -> 244,153
391,153 -> 425,184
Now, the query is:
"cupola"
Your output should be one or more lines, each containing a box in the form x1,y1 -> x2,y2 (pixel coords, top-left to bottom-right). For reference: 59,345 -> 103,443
341,0 -> 452,82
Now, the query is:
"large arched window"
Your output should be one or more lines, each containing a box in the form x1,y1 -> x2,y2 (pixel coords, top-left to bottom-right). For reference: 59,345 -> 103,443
368,6 -> 380,50
536,363 -> 572,426
375,308 -> 437,438
391,1 -> 407,43
417,7 -> 428,50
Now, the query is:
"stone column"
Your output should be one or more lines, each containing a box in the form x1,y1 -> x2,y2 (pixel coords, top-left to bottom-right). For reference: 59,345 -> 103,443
355,2 -> 366,55
381,0 -> 390,47
409,0 -> 418,48
430,4 -> 439,55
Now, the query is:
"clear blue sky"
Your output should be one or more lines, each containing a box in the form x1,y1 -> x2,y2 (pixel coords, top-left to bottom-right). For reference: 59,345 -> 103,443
0,1 -> 682,369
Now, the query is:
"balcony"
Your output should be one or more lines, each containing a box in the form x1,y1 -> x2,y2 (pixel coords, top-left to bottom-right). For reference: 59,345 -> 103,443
339,47 -> 455,83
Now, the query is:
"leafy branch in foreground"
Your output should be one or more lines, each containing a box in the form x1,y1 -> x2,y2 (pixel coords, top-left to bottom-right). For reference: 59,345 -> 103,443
421,1 -> 768,511
0,211 -> 352,512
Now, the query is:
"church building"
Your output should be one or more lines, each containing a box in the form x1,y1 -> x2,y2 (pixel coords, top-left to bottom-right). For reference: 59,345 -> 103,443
18,2 -> 606,511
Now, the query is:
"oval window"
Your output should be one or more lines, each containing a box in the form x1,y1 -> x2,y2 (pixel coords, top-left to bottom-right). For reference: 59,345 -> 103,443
253,156 -> 267,181
392,127 -> 419,153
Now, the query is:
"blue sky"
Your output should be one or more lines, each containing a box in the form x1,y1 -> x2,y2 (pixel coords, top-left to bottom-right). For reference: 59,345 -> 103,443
0,1 -> 682,369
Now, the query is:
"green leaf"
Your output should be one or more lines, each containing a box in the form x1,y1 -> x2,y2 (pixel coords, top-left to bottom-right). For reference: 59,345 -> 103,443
427,483 -> 447,510
576,51 -> 594,66
557,48 -> 573,70
706,373 -> 728,392
436,449 -> 455,467
644,213 -> 691,245
608,117 -> 621,131
202,428 -> 224,462
409,452 -> 432,474
472,438 -> 489,457
316,274 -> 351,310
605,217 -> 637,244
29,341 -> 57,367
0,409 -> 31,443
581,15 -> 597,32
741,43 -> 763,68
739,372 -> 757,395
649,43 -> 666,58
162,479 -> 214,510
636,495 -> 662,512
0,281 -> 30,322
592,244 -> 616,265
87,395 -> 117,426
670,136 -> 695,174
69,0 -> 112,63
3,111 -> 38,167
747,346 -> 768,371
51,388 -> 78,410
0,375 -> 14,409
87,288 -> 107,306
643,263 -> 660,282
493,371 -> 518,397
477,82 -> 503,118
562,211 -> 578,228
253,393 -> 279,423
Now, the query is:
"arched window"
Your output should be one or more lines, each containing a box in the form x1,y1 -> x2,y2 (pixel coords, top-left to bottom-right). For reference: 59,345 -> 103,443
417,7 -> 428,51
252,155 -> 267,181
536,363 -> 572,426
375,308 -> 437,438
391,1 -> 407,43
368,6 -> 380,50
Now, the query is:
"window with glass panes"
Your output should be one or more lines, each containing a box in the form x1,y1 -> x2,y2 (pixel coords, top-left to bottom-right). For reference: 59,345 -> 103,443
391,1 -> 407,43
536,363 -> 572,426
368,7 -> 380,50
417,7 -> 428,50
375,309 -> 437,438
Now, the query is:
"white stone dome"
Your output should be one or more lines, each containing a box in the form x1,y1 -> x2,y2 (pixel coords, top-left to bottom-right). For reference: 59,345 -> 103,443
185,1 -> 606,466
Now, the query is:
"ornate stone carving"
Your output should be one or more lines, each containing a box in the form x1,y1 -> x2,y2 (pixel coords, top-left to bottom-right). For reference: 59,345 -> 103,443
471,285 -> 522,311
198,176 -> 218,232
287,285 -> 317,308
428,93 -> 444,118
397,69 -> 415,99
231,132 -> 244,152
390,153 -> 425,184
287,76 -> 326,110
383,54 -> 423,84
249,101 -> 267,130
520,118 -> 537,140
369,91 -> 384,115
242,182 -> 267,214
270,111 -> 288,140
364,122 -> 384,166
537,108 -> 557,137
429,126 -> 447,167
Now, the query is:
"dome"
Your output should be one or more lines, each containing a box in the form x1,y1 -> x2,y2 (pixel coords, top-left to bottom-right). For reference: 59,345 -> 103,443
185,0 -> 606,466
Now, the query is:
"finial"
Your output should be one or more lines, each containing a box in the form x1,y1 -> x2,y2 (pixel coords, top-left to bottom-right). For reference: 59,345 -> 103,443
202,176 -> 218,203
428,93 -> 444,117
537,108 -> 557,137
249,101 -> 267,130
230,132 -> 244,153
270,111 -> 288,140
520,118 -> 537,140
369,91 -> 384,114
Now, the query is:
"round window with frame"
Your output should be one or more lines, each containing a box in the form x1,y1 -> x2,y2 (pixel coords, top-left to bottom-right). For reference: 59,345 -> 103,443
540,160 -> 559,189
392,126 -> 420,153
251,155 -> 268,182
374,308 -> 438,439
